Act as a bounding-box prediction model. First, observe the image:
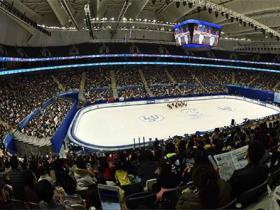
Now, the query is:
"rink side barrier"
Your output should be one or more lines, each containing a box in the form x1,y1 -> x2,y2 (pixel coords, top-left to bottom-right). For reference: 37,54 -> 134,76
227,85 -> 275,103
51,100 -> 78,154
68,95 -> 280,151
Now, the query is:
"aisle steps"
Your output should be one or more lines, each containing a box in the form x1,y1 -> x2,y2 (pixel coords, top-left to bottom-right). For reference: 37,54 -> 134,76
191,72 -> 208,93
110,70 -> 118,99
138,69 -> 153,97
78,71 -> 87,103
51,75 -> 65,92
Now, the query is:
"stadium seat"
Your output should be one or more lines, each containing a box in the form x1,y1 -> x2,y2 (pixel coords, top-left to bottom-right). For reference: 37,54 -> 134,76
70,203 -> 87,210
268,167 -> 280,188
10,199 -> 28,210
125,192 -> 156,210
144,178 -> 157,192
25,202 -> 40,209
159,188 -> 181,209
122,182 -> 143,196
237,179 -> 268,207
214,198 -> 237,210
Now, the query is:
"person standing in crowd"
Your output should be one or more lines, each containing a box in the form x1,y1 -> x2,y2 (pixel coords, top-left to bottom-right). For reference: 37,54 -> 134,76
23,170 -> 40,203
137,150 -> 157,186
176,164 -> 231,210
229,140 -> 269,196
8,155 -> 25,200
156,143 -> 182,200
35,180 -> 65,210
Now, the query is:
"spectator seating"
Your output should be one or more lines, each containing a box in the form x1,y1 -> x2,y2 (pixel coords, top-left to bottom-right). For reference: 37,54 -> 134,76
125,192 -> 156,210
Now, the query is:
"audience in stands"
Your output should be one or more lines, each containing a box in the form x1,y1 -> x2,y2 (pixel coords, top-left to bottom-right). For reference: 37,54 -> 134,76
0,112 -> 278,209
1,66 -> 280,141
21,98 -> 72,138
0,66 -> 279,209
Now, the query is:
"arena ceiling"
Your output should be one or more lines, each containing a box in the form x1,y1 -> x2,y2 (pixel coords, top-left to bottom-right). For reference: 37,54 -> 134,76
2,0 -> 280,43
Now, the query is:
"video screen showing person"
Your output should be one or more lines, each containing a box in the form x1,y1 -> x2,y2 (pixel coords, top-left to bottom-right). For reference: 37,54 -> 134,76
192,24 -> 220,47
174,26 -> 191,46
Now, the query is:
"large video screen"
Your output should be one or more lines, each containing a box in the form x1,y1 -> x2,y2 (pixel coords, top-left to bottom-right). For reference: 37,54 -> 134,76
192,24 -> 220,47
174,26 -> 191,46
173,19 -> 221,48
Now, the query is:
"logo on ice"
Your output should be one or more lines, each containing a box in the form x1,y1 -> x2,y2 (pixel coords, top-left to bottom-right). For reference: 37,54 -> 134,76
139,114 -> 164,122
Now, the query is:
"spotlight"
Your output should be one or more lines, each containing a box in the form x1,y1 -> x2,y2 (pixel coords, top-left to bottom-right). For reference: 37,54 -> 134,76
183,1 -> 186,6
208,8 -> 212,14
175,1 -> 180,8
188,2 -> 193,8
215,11 -> 219,17
152,0 -> 156,4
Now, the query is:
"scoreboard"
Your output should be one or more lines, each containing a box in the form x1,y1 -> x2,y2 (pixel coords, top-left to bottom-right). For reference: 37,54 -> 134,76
173,19 -> 221,48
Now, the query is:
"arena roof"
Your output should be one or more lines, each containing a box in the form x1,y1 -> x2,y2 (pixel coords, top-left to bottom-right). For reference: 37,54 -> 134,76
1,0 -> 280,46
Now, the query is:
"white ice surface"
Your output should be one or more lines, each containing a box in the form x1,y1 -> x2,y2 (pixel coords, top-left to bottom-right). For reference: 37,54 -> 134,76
73,97 -> 279,147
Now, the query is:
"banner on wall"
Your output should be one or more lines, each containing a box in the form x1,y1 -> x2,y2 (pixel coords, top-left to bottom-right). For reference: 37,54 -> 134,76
274,92 -> 280,103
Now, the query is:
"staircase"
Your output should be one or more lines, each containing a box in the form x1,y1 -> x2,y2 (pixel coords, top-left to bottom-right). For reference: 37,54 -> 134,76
138,69 -> 153,97
78,71 -> 87,103
13,130 -> 52,156
110,70 -> 118,99
165,69 -> 177,83
52,75 -> 65,92
190,71 -> 208,93
164,69 -> 183,94
247,75 -> 260,86
273,81 -> 280,91
232,72 -> 235,84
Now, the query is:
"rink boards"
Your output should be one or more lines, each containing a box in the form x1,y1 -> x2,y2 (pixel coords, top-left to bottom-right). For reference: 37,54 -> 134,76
68,95 -> 280,151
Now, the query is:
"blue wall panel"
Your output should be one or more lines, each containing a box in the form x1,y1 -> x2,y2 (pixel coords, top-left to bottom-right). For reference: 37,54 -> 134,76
51,101 -> 78,154
227,85 -> 275,102
3,133 -> 16,154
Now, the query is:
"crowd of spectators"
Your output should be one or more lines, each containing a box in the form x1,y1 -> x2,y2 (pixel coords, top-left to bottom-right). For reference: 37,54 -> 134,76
54,70 -> 83,91
249,72 -> 280,92
20,99 -> 72,138
85,69 -> 113,103
0,73 -> 59,129
116,69 -> 143,87
118,86 -> 148,100
0,113 -> 279,209
115,69 -> 148,100
1,66 -> 280,145
150,85 -> 181,97
144,69 -> 172,85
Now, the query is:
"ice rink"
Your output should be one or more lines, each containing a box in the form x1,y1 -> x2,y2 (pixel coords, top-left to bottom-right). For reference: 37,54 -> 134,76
70,96 -> 280,149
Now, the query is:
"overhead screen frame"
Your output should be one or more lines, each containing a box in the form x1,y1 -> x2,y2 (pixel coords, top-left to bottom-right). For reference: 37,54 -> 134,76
173,19 -> 222,48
